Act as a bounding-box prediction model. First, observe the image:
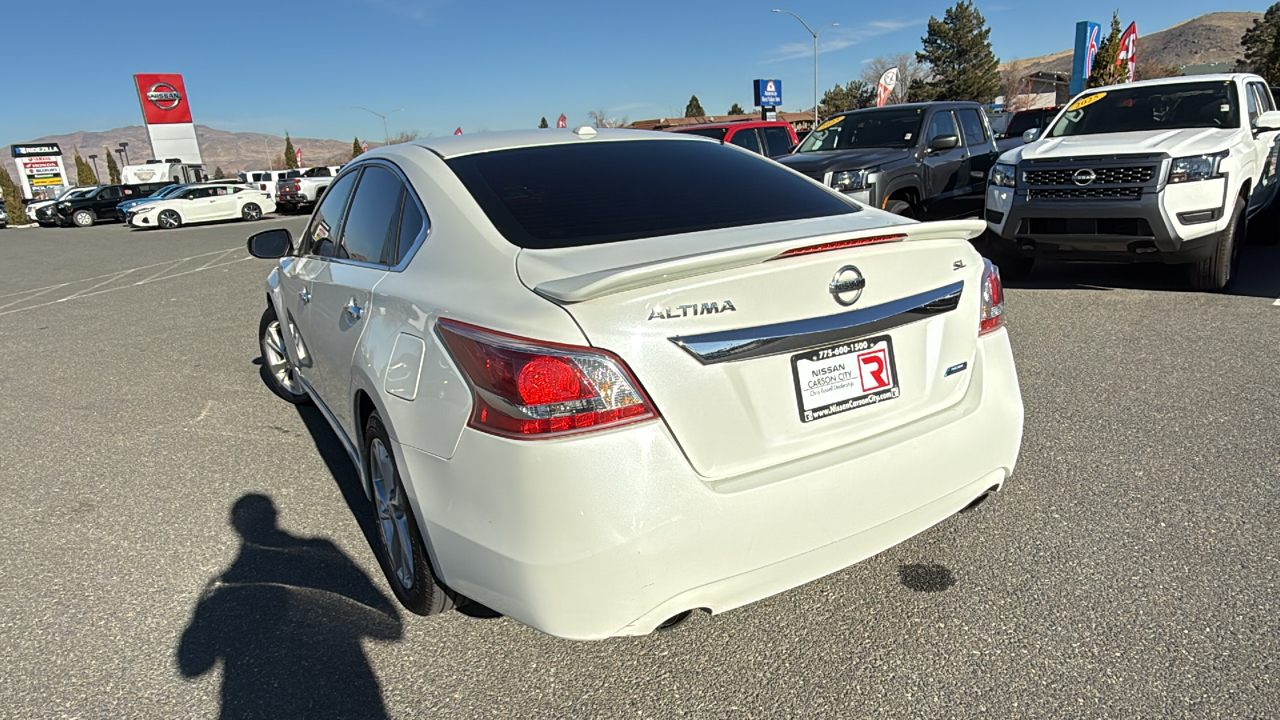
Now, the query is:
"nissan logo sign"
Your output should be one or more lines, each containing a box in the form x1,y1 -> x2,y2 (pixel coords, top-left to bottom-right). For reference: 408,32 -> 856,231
147,83 -> 182,110
1072,169 -> 1097,186
829,265 -> 866,307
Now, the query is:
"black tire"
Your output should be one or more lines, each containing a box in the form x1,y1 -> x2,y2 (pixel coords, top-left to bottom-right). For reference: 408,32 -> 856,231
1190,196 -> 1245,292
257,307 -> 310,405
364,412 -> 459,616
72,209 -> 95,227
884,199 -> 915,218
158,210 -> 182,230
241,203 -> 263,221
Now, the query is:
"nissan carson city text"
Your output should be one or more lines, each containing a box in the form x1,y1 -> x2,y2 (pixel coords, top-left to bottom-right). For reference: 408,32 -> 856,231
246,127 -> 1025,640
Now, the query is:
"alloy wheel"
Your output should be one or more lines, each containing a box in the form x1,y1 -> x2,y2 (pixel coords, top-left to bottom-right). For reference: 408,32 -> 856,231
369,438 -> 415,590
261,319 -> 301,394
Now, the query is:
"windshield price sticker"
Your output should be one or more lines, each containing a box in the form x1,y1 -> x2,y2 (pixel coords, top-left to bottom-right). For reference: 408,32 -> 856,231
791,335 -> 900,423
816,116 -> 843,131
1068,92 -> 1107,111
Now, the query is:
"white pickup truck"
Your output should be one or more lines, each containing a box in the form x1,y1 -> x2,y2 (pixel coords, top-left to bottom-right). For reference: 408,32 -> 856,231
984,74 -> 1280,291
275,165 -> 342,214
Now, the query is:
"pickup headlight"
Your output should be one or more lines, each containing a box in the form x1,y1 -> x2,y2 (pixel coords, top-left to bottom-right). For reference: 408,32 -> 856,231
830,169 -> 875,192
1168,151 -> 1227,184
990,163 -> 1017,188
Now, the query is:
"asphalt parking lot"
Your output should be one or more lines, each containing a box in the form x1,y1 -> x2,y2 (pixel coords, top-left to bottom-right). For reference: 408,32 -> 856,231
0,217 -> 1277,719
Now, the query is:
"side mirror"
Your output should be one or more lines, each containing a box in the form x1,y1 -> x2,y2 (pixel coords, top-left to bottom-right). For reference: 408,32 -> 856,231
1255,110 -> 1280,132
247,228 -> 293,259
929,134 -> 960,152
1022,128 -> 1040,144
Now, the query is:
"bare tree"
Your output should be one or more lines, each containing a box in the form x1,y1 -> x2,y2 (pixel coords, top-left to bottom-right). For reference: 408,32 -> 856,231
587,108 -> 630,128
387,130 -> 421,144
997,67 -> 1034,113
860,54 -> 929,105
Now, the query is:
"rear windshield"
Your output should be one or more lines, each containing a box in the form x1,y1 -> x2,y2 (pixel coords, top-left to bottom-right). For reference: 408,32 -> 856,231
676,127 -> 729,140
1048,81 -> 1240,137
446,140 -> 858,249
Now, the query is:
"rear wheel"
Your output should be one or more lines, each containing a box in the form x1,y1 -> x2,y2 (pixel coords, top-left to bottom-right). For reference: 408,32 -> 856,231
158,210 -> 182,230
884,199 -> 915,218
72,209 -> 95,227
364,412 -> 459,616
241,203 -> 262,221
1190,196 -> 1244,292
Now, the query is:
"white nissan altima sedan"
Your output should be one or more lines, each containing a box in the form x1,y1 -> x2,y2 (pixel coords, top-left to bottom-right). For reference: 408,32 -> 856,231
247,127 -> 1024,640
128,183 -> 275,229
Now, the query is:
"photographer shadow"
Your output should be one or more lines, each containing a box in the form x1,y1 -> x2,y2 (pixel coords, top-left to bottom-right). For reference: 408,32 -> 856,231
177,494 -> 402,720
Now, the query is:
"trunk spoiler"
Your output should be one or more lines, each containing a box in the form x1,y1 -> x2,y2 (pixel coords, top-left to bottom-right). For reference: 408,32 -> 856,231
532,219 -> 985,304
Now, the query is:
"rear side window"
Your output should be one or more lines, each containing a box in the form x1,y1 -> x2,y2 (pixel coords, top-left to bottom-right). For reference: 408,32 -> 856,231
956,108 -> 988,145
395,195 -> 425,265
446,139 -> 858,249
338,166 -> 403,264
729,129 -> 762,154
301,171 -> 358,258
762,127 -> 794,156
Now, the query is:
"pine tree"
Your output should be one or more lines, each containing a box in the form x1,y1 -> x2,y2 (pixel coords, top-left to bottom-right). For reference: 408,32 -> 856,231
213,166 -> 227,179
728,103 -> 746,115
104,147 -> 121,185
538,117 -> 549,128
352,136 -> 362,159
685,95 -> 706,118
284,133 -> 298,169
73,149 -> 96,186
915,1 -> 1000,103
1262,20 -> 1280,85
2,164 -> 27,224
1087,12 -> 1128,88
1239,3 -> 1280,74
820,81 -> 878,117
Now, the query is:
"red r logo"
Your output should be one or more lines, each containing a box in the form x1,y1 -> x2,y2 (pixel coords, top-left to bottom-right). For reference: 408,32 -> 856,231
858,348 -> 891,391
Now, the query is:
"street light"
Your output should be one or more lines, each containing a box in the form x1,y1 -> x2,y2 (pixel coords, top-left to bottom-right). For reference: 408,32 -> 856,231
772,9 -> 838,128
118,142 -> 130,166
346,106 -> 404,144
88,154 -> 100,183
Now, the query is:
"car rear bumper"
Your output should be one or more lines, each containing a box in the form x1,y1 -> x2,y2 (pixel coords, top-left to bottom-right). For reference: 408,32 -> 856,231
395,330 -> 1023,640
277,191 -> 309,204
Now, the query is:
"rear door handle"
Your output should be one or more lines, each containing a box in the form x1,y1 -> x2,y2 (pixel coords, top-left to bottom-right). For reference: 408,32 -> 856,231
345,299 -> 363,321
299,289 -> 310,304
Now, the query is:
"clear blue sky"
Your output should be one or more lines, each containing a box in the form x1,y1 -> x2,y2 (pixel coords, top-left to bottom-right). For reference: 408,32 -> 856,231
2,0 -> 1269,144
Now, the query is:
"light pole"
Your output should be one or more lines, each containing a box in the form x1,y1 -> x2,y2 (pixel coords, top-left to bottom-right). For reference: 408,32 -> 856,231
118,142 -> 130,166
88,154 -> 100,183
772,9 -> 838,128
346,106 -> 403,144
114,148 -> 126,175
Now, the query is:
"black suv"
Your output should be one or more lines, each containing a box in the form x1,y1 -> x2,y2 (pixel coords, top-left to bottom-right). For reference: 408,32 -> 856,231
777,101 -> 998,220
56,183 -> 169,227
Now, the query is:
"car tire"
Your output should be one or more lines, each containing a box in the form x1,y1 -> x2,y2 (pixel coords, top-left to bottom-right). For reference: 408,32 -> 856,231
364,412 -> 459,616
72,209 -> 95,227
884,199 -> 915,218
1190,196 -> 1244,292
241,203 -> 263,221
158,210 -> 182,230
258,307 -> 310,405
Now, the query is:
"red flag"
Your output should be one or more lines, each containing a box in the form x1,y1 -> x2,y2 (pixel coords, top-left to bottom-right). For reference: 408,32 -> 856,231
1117,22 -> 1138,83
454,127 -> 463,135
556,114 -> 567,129
295,149 -> 302,165
361,143 -> 369,153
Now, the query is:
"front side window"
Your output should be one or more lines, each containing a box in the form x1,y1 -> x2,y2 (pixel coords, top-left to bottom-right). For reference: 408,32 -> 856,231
797,107 -> 925,152
762,127 -> 794,156
1048,81 -> 1240,137
927,111 -> 959,145
300,171 -> 358,258
729,129 -> 762,154
956,108 -> 988,146
338,166 -> 404,264
446,139 -> 858,249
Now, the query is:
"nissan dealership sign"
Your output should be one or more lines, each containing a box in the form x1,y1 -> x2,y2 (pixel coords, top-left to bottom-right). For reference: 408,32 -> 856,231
132,73 -> 203,164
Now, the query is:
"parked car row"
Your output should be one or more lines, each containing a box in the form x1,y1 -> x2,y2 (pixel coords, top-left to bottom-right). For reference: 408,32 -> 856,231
11,179 -> 277,231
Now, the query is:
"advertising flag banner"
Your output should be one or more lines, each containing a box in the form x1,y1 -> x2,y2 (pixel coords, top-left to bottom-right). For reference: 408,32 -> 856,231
361,143 -> 370,153
295,149 -> 303,166
454,128 -> 463,135
556,114 -> 567,129
133,73 -> 204,164
876,67 -> 900,107
1117,22 -> 1138,83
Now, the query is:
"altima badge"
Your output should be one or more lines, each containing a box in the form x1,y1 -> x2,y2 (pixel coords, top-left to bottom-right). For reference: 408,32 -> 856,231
648,300 -> 737,320
829,265 -> 865,306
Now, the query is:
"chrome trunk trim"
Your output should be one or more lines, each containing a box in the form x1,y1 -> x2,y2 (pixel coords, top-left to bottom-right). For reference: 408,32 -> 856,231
670,281 -> 964,365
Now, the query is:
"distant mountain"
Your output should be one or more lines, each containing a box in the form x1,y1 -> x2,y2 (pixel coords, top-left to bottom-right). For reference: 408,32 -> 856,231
1002,11 -> 1260,79
2,126 -> 369,176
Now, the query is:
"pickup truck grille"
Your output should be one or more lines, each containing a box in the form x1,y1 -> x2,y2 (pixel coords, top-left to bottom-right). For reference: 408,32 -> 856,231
1024,166 -> 1155,186
1027,186 -> 1143,201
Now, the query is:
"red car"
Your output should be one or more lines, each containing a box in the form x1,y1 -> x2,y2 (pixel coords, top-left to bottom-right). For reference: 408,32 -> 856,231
669,120 -> 799,158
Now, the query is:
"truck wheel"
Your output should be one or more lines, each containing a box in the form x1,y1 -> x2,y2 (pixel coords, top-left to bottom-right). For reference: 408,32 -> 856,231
72,209 -> 95,227
884,199 -> 915,218
1190,196 -> 1245,292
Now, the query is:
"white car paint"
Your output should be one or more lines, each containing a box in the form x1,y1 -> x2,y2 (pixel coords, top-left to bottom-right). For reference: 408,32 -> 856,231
128,184 -> 275,229
255,129 -> 1025,639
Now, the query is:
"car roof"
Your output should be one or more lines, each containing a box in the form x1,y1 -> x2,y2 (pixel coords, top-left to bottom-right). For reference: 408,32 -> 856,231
834,101 -> 981,117
671,120 -> 794,131
1086,73 -> 1259,93
409,128 -> 701,159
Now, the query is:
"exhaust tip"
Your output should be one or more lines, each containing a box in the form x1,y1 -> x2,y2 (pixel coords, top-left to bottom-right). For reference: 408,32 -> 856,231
656,610 -> 693,631
959,485 -> 1000,514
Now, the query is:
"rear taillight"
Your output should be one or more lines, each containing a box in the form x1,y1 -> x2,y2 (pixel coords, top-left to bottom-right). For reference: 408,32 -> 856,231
979,258 -> 1005,336
436,320 -> 657,439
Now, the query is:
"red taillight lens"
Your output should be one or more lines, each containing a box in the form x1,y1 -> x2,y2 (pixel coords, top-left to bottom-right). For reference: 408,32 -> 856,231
436,320 -> 657,439
979,258 -> 1005,336
771,234 -> 906,260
